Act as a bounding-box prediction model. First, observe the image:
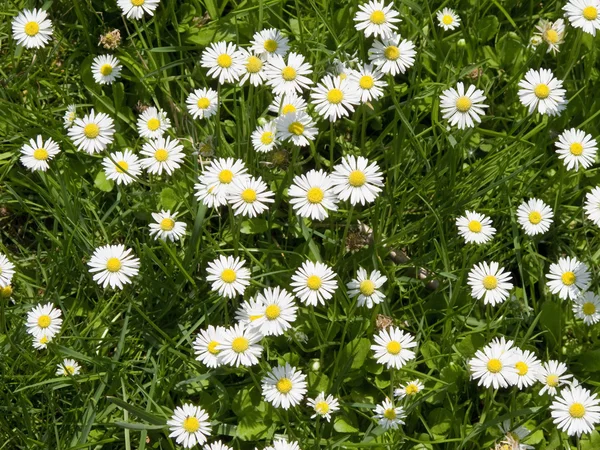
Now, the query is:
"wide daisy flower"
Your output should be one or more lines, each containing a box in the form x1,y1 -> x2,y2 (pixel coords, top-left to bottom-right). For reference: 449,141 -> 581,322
88,244 -> 140,289
262,363 -> 308,409
516,198 -> 554,236
535,19 -> 565,54
276,111 -> 318,147
330,155 -> 384,205
439,82 -> 488,129
0,254 -> 15,288
517,68 -> 566,115
26,303 -> 62,338
456,210 -> 496,244
584,186 -> 600,226
167,404 -> 211,448
467,261 -> 513,307
227,176 -> 275,218
68,109 -> 115,154
353,1 -> 401,39
92,55 -> 122,85
538,360 -> 572,396
20,135 -> 60,172
118,0 -> 160,19
346,267 -> 387,308
264,52 -> 313,95
251,121 -> 279,153
563,0 -> 600,36
394,379 -> 425,399
374,398 -> 405,430
371,326 -> 417,369
250,28 -> 290,60
307,392 -> 340,422
349,64 -> 387,103
193,325 -> 226,368
201,41 -> 245,84
468,337 -> 519,389
269,91 -> 308,115
196,157 -> 248,200
555,128 -> 597,171
12,8 -> 53,49
546,256 -> 590,300
436,8 -> 461,30
102,150 -> 142,185
368,33 -> 416,76
249,287 -> 298,336
238,48 -> 267,86
206,255 -> 250,298
56,358 -> 81,376
550,383 -> 600,436
140,136 -> 185,176
137,107 -> 171,139
217,323 -> 263,367
148,210 -> 186,242
311,74 -> 360,121
288,169 -> 339,221
290,260 -> 338,306
572,292 -> 600,325
186,87 -> 218,120
512,349 -> 543,390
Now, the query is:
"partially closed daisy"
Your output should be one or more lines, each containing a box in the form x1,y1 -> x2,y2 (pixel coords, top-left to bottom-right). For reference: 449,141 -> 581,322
307,392 -> 340,422
250,28 -> 290,60
546,256 -> 590,300
63,104 -> 77,129
92,55 -> 122,85
262,363 -> 307,409
311,74 -> 360,122
88,244 -> 140,289
516,198 -> 554,236
12,8 -> 53,49
347,267 -> 387,308
140,136 -> 185,176
0,254 -> 15,288
550,383 -> 600,436
193,325 -> 226,369
276,111 -> 318,147
368,33 -> 416,76
234,297 -> 265,325
167,404 -> 211,448
439,82 -> 488,130
290,260 -> 338,306
456,211 -> 496,244
228,176 -> 275,218
137,107 -> 170,139
288,169 -> 339,221
584,186 -> 600,226
353,1 -> 400,39
394,380 -> 424,399
26,303 -> 62,338
563,0 -> 600,36
573,292 -> 600,325
186,87 -> 218,120
249,287 -> 298,336
535,19 -> 565,54
371,326 -> 417,369
555,128 -> 597,171
467,261 -> 514,307
196,157 -> 248,201
206,255 -> 251,298
102,150 -> 142,185
217,323 -> 263,367
468,337 -> 519,389
349,64 -> 387,103
517,68 -> 566,115
118,0 -> 160,19
238,49 -> 267,86
251,121 -> 278,153
436,8 -> 460,30
374,398 -> 405,430
330,155 -> 384,206
194,183 -> 227,209
266,440 -> 301,450
149,210 -> 186,242
200,41 -> 245,84
204,442 -> 232,450
269,92 -> 307,115
68,109 -> 115,154
264,52 -> 313,95
56,359 -> 81,376
513,349 -> 542,390
20,135 -> 60,172
538,360 -> 572,396
32,333 -> 53,350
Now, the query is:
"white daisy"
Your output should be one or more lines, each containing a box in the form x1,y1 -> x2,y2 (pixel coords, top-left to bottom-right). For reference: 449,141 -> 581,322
394,380 -> 424,399
140,136 -> 185,176
250,28 -> 290,60
186,87 -> 218,120
290,260 -> 338,306
307,392 -> 340,422
118,0 -> 160,20
439,82 -> 488,130
102,150 -> 142,185
517,68 -> 566,115
584,186 -> 600,226
276,111 -> 318,147
374,398 -> 405,430
56,358 -> 81,376
436,8 -> 461,30
468,337 -> 519,389
535,19 -> 565,54
0,254 -> 15,289
456,210 -> 496,244
371,326 -> 417,369
538,360 -> 572,396
550,383 -> 600,436
251,121 -> 279,153
239,49 -> 267,86
249,287 -> 298,336
234,297 -> 265,325
311,74 -> 360,122
516,198 -> 554,236
68,109 -> 115,154
137,107 -> 170,139
555,128 -> 597,171
573,292 -> 600,325
262,363 -> 307,409
288,169 -> 339,220
193,325 -> 226,369
196,157 -> 248,202
353,1 -> 401,39
88,244 -> 140,289
563,0 -> 600,36
330,155 -> 384,206
12,8 -> 53,49
32,333 -> 53,350
200,41 -> 245,84
512,349 -> 542,390
227,176 -> 275,218
206,255 -> 251,299
149,210 -> 186,242
264,52 -> 313,95
547,98 -> 568,117
26,303 -> 62,338
368,33 -> 416,76
92,55 -> 121,85
167,404 -> 211,448
63,104 -> 77,129
546,256 -> 590,301
266,440 -> 301,450
20,135 -> 60,172
194,183 -> 227,209
217,323 -> 263,367
467,261 -> 514,307
346,267 -> 387,308
349,64 -> 387,103
203,441 -> 232,450
268,91 -> 308,115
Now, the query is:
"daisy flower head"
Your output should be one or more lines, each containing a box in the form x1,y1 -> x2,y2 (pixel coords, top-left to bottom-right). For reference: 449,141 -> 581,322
194,182 -> 228,209
20,135 -> 60,172
368,33 -> 416,76
266,440 -> 301,450
217,323 -> 263,367
467,261 -> 514,307
149,210 -> 186,242
307,392 -> 340,422
353,1 -> 401,39
512,349 -> 543,390
250,28 -> 290,60
137,107 -> 170,139
288,169 -> 339,221
550,383 -> 600,436
349,64 -> 387,103
0,254 -> 15,289
32,333 -> 53,350
268,91 -> 308,116
167,404 -> 212,448
92,55 -> 122,85
276,111 -> 318,147
374,398 -> 405,430
264,52 -> 313,95
250,287 -> 298,336
468,337 -> 519,389
12,8 -> 53,49
186,87 -> 218,120
193,325 -> 226,368
203,442 -> 232,450
456,210 -> 496,244
252,121 -> 279,153
538,360 -> 572,396
564,0 -> 600,36
529,35 -> 543,49
56,358 -> 81,376
290,260 -> 338,306
394,380 -> 425,399
63,104 -> 77,129
68,109 -> 115,154
535,19 -> 565,54
102,150 -> 141,185
140,136 -> 185,176
118,0 -> 160,19
200,41 -> 245,84
262,363 -> 308,409
437,8 -> 461,30
347,267 -> 387,308
227,176 -> 275,218
330,155 -> 384,206
516,198 -> 554,236
439,82 -> 488,130
546,256 -> 590,301
573,292 -> 600,325
206,255 -> 250,299
517,68 -> 566,115
234,297 -> 265,325
0,285 -> 13,300
88,244 -> 140,289
197,157 -> 248,200
555,128 -> 597,171
371,326 -> 417,369
584,186 -> 600,226
26,303 -> 62,338
547,98 -> 568,117
239,48 -> 267,86
311,74 -> 360,122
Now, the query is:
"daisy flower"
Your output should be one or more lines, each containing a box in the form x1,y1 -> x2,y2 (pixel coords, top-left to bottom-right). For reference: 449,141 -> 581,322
167,404 -> 211,448
374,398 -> 405,430
118,0 -> 160,20
456,211 -> 496,244
264,52 -> 313,95
92,55 -> 121,85
206,255 -> 250,298
555,128 -> 597,171
276,111 -> 318,147
137,107 -> 170,139
0,285 -> 12,300
347,267 -> 387,308
249,287 -> 297,336
436,8 -> 461,30
234,297 -> 265,325
227,176 -> 275,218
186,87 -> 218,120
516,198 -> 554,236
288,169 -> 339,220
56,359 -> 81,376
517,68 -> 566,115
0,254 -> 15,288
368,33 -> 416,76
149,210 -> 186,242
140,136 -> 185,176
550,383 -> 600,436
204,442 -> 232,450
251,121 -> 278,153
307,393 -> 340,422
290,260 -> 338,306
330,155 -> 384,206
353,1 -> 401,39
239,49 -> 267,86
194,183 -> 227,209
467,261 -> 514,307
20,135 -> 60,172
32,333 -> 53,350
88,244 -> 140,289
439,82 -> 488,130
262,363 -> 308,409
196,157 -> 248,201
193,325 -> 226,369
102,150 -> 142,185
311,74 -> 360,121
26,303 -> 62,338
200,41 -> 245,84
513,349 -> 542,390
68,109 -> 115,154
217,323 -> 263,367
584,186 -> 600,226
573,292 -> 600,325
535,19 -> 565,53
538,360 -> 572,396
250,28 -> 290,60
266,440 -> 301,450
546,256 -> 590,301
63,104 -> 77,129
563,0 -> 600,36
371,326 -> 417,369
468,337 -> 519,389
349,64 -> 387,103
394,380 -> 424,399
268,92 -> 308,115
12,8 -> 53,49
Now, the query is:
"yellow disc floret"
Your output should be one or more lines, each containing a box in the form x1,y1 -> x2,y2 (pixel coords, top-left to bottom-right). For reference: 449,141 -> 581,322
306,187 -> 324,204
570,142 -> 583,156
24,21 -> 40,36
220,268 -> 236,283
182,416 -> 200,433
231,337 -> 249,353
288,122 -> 304,136
217,54 -> 233,68
146,118 -> 161,131
528,211 -> 542,224
33,148 -> 48,160
265,304 -> 281,320
246,56 -> 263,73
276,377 -> 293,394
218,169 -> 233,184
154,149 -> 168,161
282,66 -> 297,81
583,302 -> 596,315
384,46 -> 400,60
306,275 -> 322,290
84,123 -> 100,139
37,315 -> 51,328
515,361 -> 529,376
569,402 -> 586,418
106,257 -> 122,273
359,75 -> 374,89
241,189 -> 257,203
100,64 -> 113,76
327,88 -> 344,104
370,10 -> 386,24
468,220 -> 482,233
197,97 -> 210,109
115,161 -> 129,173
583,6 -> 598,20
534,83 -> 550,99
160,218 -> 175,231
386,341 -> 401,355
487,358 -> 502,373
561,271 -> 576,286
455,96 -> 472,112
348,170 -> 366,187
482,275 -> 498,290
264,39 -> 278,53
359,279 -> 376,296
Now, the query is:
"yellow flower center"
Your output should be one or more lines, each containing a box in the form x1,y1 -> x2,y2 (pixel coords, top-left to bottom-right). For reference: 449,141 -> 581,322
370,10 -> 386,24
260,131 -> 274,145
569,402 -> 586,418
182,416 -> 200,433
348,170 -> 367,187
24,21 -> 40,36
482,275 -> 498,290
100,64 -> 113,76
160,218 -> 175,231
546,374 -> 559,387
442,14 -> 453,25
359,75 -> 374,89
545,29 -> 559,43
207,341 -> 220,355
282,66 -> 297,81
84,123 -> 100,139
561,271 -> 576,286
282,104 -> 296,114
246,56 -> 263,73
197,97 -> 210,109
106,257 -> 122,272
359,279 -> 376,296
570,142 -> 583,156
39,335 -> 49,344
154,149 -> 168,161
231,336 -> 249,353
327,88 -> 344,104
0,285 -> 12,298
276,377 -> 293,394
583,302 -> 597,315
217,54 -> 232,68
115,161 -> 129,173
265,304 -> 281,320
147,118 -> 161,131
467,220 -> 482,233
288,121 -> 304,136
455,96 -> 472,112
241,188 -> 257,203
529,211 -> 542,224
583,6 -> 598,20
405,383 -> 420,395
218,169 -> 233,183
37,315 -> 51,328
33,148 -> 48,161
383,408 -> 397,420
487,358 -> 502,373
516,361 -> 529,376
264,39 -> 278,53
534,83 -> 550,99
220,268 -> 236,283
315,401 -> 330,414
306,187 -> 324,204
384,46 -> 400,61
65,365 -> 76,375
306,275 -> 322,290
386,341 -> 401,355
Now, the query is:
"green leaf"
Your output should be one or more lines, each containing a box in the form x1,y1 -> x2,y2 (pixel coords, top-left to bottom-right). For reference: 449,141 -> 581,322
576,349 -> 600,372
428,408 -> 453,435
106,397 -> 166,425
160,187 -> 178,210
94,170 -> 114,192
539,300 -> 561,346
420,340 -> 441,370
240,219 -> 270,235
478,16 -> 499,42
113,421 -> 165,431
456,334 -> 485,357
333,416 -> 359,433
339,338 -> 371,370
